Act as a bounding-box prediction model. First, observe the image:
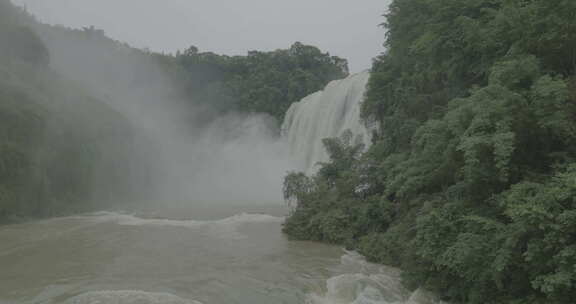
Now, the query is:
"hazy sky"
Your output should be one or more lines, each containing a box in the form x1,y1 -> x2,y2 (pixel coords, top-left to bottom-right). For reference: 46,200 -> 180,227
12,0 -> 390,72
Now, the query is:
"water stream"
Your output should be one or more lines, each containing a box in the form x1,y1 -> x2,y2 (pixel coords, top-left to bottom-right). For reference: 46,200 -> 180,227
0,205 -> 438,304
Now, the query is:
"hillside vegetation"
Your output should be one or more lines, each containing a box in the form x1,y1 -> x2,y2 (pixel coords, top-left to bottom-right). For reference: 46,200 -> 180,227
0,1 -> 152,221
284,0 -> 576,303
155,42 -> 348,122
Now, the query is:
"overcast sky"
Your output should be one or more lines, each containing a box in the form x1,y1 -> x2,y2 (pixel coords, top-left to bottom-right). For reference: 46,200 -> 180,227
12,0 -> 390,72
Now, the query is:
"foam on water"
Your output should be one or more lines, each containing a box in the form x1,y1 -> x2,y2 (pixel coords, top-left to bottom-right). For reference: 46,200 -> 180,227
64,290 -> 202,304
71,211 -> 284,239
308,252 -> 444,304
76,211 -> 283,226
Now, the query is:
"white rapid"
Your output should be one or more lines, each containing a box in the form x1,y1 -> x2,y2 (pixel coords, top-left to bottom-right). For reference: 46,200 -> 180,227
0,211 -> 444,304
308,252 -> 444,304
281,71 -> 371,173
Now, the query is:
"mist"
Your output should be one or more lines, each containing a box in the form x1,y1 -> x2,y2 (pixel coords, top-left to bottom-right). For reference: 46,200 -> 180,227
33,24 -> 295,207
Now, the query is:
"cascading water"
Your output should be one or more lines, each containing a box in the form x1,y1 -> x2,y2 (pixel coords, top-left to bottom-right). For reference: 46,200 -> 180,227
281,71 -> 372,173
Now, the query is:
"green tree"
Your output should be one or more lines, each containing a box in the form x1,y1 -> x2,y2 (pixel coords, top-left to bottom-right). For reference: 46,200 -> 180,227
284,0 -> 576,302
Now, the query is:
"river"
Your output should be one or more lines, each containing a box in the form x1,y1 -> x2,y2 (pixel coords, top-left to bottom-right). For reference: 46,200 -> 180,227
0,203 -> 437,304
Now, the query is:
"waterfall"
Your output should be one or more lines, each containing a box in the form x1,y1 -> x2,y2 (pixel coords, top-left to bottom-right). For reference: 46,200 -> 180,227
281,71 -> 371,173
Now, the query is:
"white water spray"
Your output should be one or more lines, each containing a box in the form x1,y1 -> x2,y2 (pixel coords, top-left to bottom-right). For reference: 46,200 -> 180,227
32,26 -> 294,206
281,71 -> 371,173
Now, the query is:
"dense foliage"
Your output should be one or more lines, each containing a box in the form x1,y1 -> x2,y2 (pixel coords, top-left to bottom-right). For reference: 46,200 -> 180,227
284,0 -> 576,303
157,42 -> 348,121
0,2 -> 153,222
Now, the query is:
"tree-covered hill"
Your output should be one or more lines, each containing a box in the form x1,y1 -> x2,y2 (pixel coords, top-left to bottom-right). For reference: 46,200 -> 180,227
25,10 -> 348,125
284,0 -> 576,303
0,1 -> 154,222
156,42 -> 348,122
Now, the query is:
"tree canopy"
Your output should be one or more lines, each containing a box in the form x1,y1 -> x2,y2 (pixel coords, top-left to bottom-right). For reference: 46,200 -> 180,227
284,0 -> 576,303
157,42 -> 348,122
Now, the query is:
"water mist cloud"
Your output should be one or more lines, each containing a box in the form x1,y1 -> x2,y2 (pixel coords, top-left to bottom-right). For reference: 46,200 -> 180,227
32,23 -> 295,207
